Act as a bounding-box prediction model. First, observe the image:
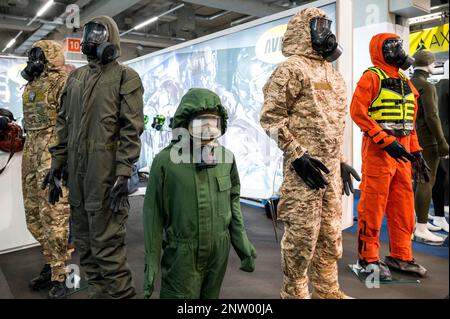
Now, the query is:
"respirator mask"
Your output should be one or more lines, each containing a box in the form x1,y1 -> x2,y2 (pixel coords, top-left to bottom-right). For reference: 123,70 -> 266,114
310,17 -> 343,62
188,113 -> 223,169
21,47 -> 46,82
81,21 -> 117,64
382,38 -> 414,70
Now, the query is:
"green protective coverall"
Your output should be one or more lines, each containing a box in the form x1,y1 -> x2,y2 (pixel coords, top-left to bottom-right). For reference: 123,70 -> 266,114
50,16 -> 144,298
143,88 -> 256,299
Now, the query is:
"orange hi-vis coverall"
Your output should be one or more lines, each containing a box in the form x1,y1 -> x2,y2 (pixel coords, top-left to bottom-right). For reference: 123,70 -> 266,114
350,33 -> 422,263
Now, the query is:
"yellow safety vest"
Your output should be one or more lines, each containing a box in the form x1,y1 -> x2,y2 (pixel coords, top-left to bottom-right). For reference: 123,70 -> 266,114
366,66 -> 416,136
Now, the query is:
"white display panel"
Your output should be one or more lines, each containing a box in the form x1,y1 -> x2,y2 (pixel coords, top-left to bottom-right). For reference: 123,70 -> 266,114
127,1 -> 337,200
0,57 -> 85,254
0,152 -> 38,254
0,56 -> 85,124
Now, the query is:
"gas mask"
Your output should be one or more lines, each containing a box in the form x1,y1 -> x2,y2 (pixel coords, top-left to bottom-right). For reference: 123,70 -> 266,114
188,113 -> 223,169
310,17 -> 343,62
21,47 -> 46,82
81,21 -> 117,64
382,38 -> 414,70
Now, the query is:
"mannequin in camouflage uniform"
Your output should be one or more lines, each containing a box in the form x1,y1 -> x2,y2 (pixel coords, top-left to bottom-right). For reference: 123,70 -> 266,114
260,8 -> 358,299
21,40 -> 71,299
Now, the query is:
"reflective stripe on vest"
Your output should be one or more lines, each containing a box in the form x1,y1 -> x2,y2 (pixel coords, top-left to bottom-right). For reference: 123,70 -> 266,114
366,67 -> 415,134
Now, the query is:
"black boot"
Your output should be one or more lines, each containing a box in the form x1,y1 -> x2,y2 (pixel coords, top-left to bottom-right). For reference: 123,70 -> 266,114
384,256 -> 428,278
29,264 -> 51,291
358,259 -> 392,281
48,280 -> 68,299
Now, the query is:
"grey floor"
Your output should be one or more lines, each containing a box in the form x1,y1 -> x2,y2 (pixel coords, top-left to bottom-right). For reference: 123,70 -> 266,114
0,196 -> 448,299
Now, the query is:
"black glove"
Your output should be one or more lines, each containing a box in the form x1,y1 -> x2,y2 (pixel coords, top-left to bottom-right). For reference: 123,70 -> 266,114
0,116 -> 10,131
110,176 -> 130,213
340,162 -> 361,196
61,164 -> 69,187
41,168 -> 63,205
383,140 -> 415,163
292,152 -> 330,190
412,151 -> 431,183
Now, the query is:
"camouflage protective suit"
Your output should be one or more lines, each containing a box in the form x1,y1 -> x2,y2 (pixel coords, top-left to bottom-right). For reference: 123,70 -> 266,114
260,8 -> 347,299
50,16 -> 144,299
22,40 -> 70,282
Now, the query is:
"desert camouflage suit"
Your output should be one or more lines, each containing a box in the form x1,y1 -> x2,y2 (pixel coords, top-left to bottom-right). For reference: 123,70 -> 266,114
260,8 -> 348,298
22,40 -> 70,282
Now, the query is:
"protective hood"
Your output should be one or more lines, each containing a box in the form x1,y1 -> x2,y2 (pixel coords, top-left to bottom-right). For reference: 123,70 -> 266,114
281,7 -> 327,59
369,33 -> 402,76
171,88 -> 228,134
85,15 -> 121,58
31,40 -> 65,72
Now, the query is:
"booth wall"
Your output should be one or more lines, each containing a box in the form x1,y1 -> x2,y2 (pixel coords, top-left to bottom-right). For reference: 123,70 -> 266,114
127,0 -> 338,200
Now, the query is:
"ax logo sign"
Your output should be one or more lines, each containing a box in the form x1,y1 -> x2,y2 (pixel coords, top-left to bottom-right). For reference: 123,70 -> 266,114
410,23 -> 449,55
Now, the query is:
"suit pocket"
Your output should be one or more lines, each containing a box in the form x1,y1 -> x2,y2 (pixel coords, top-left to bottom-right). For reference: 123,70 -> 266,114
216,176 -> 232,217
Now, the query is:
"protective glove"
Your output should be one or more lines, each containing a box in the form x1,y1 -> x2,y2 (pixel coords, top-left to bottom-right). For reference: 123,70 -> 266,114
437,140 -> 449,157
412,151 -> 431,184
0,116 -> 10,131
61,164 -> 69,187
240,247 -> 257,272
292,152 -> 330,190
340,162 -> 361,196
383,140 -> 414,163
41,168 -> 63,205
110,175 -> 130,213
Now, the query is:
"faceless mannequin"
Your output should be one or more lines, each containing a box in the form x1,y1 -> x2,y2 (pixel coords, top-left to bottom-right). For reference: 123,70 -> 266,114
415,62 -> 437,75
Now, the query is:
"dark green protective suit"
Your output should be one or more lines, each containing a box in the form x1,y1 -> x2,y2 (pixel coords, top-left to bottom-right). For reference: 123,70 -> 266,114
143,88 -> 256,299
50,16 -> 144,298
411,69 -> 449,224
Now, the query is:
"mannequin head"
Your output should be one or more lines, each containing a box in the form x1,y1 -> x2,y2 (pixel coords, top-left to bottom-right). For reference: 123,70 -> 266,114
413,49 -> 436,75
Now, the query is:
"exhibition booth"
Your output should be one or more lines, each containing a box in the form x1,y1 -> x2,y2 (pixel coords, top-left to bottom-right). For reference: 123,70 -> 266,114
0,0 -> 447,257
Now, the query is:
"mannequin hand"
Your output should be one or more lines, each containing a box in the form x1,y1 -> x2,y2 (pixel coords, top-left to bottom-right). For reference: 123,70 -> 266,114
41,168 -> 63,205
110,175 -> 129,213
292,152 -> 330,190
383,140 -> 414,162
412,151 -> 431,183
340,162 -> 361,196
438,141 -> 449,157
240,255 -> 256,272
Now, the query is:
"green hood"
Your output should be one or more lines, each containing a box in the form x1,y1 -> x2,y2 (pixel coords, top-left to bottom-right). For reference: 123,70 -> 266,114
171,88 -> 229,133
85,15 -> 121,58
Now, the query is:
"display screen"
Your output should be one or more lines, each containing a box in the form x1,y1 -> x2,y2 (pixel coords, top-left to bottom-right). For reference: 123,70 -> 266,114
128,3 -> 336,199
0,57 -> 84,123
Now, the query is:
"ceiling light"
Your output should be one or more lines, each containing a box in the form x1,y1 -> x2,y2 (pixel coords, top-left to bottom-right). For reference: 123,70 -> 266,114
134,17 -> 158,30
120,3 -> 185,37
408,12 -> 444,25
37,0 -> 54,17
5,38 -> 16,49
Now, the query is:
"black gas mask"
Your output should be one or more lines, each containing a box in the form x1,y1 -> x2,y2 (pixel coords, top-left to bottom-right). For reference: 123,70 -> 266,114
310,17 -> 343,62
21,47 -> 46,82
382,38 -> 414,70
81,21 -> 117,64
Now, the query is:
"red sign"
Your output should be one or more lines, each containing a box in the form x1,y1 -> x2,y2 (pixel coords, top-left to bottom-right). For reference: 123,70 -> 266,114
65,38 -> 81,53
